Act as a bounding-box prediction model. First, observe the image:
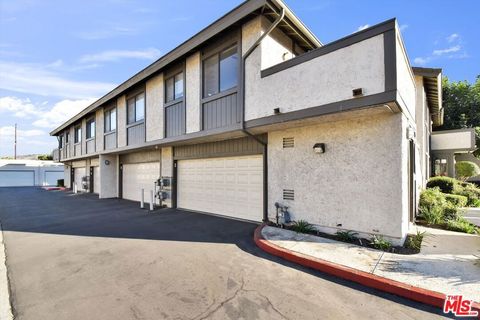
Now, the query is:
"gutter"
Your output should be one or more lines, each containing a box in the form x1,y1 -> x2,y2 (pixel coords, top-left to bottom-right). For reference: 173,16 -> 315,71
241,5 -> 285,222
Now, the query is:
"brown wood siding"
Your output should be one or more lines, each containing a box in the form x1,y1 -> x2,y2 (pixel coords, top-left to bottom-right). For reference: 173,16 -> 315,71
74,144 -> 81,157
165,101 -> 185,137
86,139 -> 95,154
104,132 -> 117,150
202,92 -> 239,130
127,123 -> 145,146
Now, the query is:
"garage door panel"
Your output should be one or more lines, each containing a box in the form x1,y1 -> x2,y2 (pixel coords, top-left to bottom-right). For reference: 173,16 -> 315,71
177,155 -> 262,221
74,168 -> 86,192
122,162 -> 159,202
0,171 -> 34,187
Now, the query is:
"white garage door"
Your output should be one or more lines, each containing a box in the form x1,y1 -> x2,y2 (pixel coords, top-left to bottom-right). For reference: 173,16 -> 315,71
93,166 -> 100,194
74,167 -> 86,192
0,171 -> 34,187
177,155 -> 263,221
44,171 -> 63,186
122,162 -> 160,202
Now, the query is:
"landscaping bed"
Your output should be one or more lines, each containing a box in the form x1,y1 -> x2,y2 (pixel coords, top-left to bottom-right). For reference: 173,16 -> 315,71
267,221 -> 424,255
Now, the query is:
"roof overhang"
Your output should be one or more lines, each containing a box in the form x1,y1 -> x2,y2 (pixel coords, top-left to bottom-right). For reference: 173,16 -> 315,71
50,0 -> 321,136
412,67 -> 443,127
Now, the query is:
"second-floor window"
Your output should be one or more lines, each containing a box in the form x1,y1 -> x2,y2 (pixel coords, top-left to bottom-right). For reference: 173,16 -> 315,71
86,119 -> 95,139
65,132 -> 69,144
59,135 -> 63,149
104,108 -> 117,132
203,45 -> 238,98
74,126 -> 81,143
165,72 -> 184,103
127,93 -> 145,124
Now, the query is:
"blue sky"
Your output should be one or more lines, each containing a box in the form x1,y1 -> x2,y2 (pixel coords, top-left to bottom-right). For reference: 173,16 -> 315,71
0,0 -> 478,156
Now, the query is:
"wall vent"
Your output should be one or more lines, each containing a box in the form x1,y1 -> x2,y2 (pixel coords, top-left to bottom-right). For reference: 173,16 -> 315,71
282,137 -> 294,148
283,189 -> 294,201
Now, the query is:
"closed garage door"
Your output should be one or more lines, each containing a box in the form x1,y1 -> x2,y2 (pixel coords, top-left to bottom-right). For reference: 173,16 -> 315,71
177,155 -> 263,221
74,167 -> 86,192
0,171 -> 34,187
122,162 -> 160,202
93,167 -> 100,194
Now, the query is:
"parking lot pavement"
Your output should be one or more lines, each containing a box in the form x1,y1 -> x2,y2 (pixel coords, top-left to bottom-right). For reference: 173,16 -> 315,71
0,187 -> 447,319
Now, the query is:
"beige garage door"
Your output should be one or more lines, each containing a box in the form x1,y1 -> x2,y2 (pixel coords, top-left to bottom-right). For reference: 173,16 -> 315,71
93,166 -> 100,194
177,155 -> 263,221
74,167 -> 86,192
122,162 -> 160,202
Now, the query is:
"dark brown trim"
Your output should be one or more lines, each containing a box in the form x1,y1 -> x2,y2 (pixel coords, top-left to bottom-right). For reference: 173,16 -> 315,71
383,29 -> 397,92
261,18 -> 396,78
245,90 -> 397,129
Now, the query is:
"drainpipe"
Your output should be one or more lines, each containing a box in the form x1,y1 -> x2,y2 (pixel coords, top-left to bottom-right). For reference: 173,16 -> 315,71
241,6 -> 285,223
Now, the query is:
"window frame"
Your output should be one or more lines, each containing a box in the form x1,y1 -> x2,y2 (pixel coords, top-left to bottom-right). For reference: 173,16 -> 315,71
164,65 -> 185,107
104,106 -> 117,134
86,117 -> 95,140
201,42 -> 239,100
126,92 -> 145,126
74,125 -> 82,144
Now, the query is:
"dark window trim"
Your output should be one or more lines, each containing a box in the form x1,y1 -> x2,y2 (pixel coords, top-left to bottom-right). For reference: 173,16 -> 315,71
86,117 -> 95,140
164,71 -> 185,104
104,106 -> 117,134
126,120 -> 145,129
201,86 -> 237,104
164,61 -> 186,138
126,92 -> 145,125
74,125 -> 82,144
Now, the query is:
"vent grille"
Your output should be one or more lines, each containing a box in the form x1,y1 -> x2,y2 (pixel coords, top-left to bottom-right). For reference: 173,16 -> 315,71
283,189 -> 294,201
282,137 -> 294,148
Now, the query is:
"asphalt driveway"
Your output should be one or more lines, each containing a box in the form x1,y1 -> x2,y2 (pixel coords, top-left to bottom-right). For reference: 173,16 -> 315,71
0,187 -> 446,319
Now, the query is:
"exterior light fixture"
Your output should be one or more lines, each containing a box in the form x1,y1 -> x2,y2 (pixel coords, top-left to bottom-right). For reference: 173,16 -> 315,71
313,143 -> 325,154
104,160 -> 110,165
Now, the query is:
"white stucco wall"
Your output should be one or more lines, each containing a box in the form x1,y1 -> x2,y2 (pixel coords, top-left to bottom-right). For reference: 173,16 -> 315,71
243,20 -> 386,121
64,164 -> 71,187
96,108 -> 104,151
99,154 -> 117,198
146,73 -> 164,141
268,110 -> 409,244
117,95 -> 127,147
260,16 -> 294,70
395,30 -> 416,121
186,52 -> 201,134
431,130 -> 476,150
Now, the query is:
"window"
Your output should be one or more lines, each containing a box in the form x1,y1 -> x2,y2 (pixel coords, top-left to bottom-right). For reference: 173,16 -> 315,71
434,159 -> 448,176
59,135 -> 63,149
86,119 -> 95,139
104,108 -> 117,132
74,126 -> 81,143
203,45 -> 238,97
65,132 -> 69,144
165,72 -> 184,103
127,93 -> 145,124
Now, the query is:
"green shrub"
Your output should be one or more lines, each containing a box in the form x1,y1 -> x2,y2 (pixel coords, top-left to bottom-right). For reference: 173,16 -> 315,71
336,230 -> 359,243
454,183 -> 480,207
418,188 -> 446,224
419,205 -> 444,225
443,202 -> 460,221
370,235 -> 392,251
57,179 -> 64,187
291,220 -> 316,234
456,161 -> 480,181
405,230 -> 426,252
444,193 -> 468,207
445,218 -> 478,234
426,177 -> 458,194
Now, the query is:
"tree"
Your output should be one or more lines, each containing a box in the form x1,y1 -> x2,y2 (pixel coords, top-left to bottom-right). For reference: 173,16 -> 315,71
440,76 -> 480,158
37,154 -> 53,160
455,161 -> 480,181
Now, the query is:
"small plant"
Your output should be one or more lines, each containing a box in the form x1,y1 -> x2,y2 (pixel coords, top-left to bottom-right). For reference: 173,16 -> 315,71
291,220 -> 316,234
405,230 -> 426,252
336,230 -> 359,243
418,204 -> 444,225
370,235 -> 392,251
445,218 -> 478,234
443,202 -> 460,221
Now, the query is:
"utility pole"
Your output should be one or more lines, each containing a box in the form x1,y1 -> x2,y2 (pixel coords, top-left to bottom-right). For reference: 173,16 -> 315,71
14,123 -> 17,160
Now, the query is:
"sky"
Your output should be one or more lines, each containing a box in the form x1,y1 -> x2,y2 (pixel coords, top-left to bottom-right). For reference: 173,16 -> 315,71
0,0 -> 479,157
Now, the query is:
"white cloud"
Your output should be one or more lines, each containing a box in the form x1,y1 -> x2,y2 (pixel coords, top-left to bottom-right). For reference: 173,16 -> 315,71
446,33 -> 459,43
76,26 -> 138,40
433,45 -> 461,56
413,57 -> 430,66
79,48 -> 161,63
0,126 -> 45,137
356,24 -> 370,32
0,96 -> 40,118
32,98 -> 95,129
0,61 -> 115,99
399,24 -> 408,32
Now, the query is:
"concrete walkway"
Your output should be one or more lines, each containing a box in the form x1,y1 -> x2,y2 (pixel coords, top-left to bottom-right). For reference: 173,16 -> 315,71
464,207 -> 480,227
262,226 -> 480,303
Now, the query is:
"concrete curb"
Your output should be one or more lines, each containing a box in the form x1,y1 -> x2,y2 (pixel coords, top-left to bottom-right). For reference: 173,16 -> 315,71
0,222 -> 13,320
254,224 -> 480,312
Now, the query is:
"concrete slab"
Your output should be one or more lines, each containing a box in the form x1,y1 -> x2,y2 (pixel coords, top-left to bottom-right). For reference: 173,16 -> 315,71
262,227 -> 384,273
262,225 -> 480,303
0,223 -> 13,320
463,207 -> 480,227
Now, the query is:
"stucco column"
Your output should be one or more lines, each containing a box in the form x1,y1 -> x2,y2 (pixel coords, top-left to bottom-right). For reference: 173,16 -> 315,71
99,154 -> 118,198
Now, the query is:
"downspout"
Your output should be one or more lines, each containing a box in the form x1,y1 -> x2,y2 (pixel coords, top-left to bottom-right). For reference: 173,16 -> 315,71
241,6 -> 285,222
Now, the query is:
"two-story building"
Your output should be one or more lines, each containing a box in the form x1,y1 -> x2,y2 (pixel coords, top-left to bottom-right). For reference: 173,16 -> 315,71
51,0 -> 443,245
